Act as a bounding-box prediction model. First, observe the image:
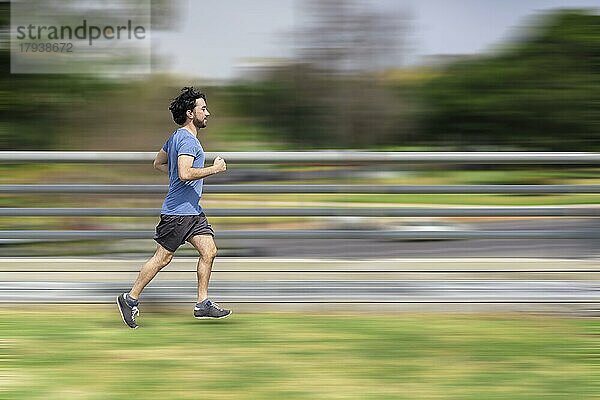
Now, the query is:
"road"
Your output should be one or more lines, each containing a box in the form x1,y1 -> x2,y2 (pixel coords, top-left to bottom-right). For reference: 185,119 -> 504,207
226,219 -> 599,258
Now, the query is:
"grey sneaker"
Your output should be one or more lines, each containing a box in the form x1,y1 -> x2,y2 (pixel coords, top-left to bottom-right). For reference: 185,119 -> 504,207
117,293 -> 139,329
194,300 -> 231,319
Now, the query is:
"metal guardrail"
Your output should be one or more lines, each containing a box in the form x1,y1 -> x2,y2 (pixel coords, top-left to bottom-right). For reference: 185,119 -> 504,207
2,184 -> 600,194
0,152 -> 599,241
2,151 -> 600,164
1,152 -> 599,308
2,259 -> 598,307
0,154 -> 598,240
2,280 -> 598,304
0,229 -> 598,240
1,207 -> 599,217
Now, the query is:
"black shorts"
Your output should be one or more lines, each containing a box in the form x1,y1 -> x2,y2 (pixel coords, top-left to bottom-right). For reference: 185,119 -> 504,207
153,213 -> 215,252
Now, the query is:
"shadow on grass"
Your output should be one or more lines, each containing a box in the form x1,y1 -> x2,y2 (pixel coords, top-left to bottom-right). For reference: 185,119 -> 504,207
180,317 -> 242,326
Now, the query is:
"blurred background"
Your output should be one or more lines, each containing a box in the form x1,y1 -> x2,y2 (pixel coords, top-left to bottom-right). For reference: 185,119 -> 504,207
0,0 -> 598,259
2,0 -> 600,152
1,1 -> 599,399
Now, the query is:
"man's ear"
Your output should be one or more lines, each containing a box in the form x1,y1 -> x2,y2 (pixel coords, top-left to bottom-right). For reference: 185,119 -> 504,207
186,109 -> 194,119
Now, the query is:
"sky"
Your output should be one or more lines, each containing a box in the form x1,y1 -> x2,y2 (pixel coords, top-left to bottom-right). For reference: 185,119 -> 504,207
153,0 -> 599,80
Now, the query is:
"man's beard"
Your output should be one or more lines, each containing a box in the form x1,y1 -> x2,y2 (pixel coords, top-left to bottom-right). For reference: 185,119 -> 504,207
193,117 -> 207,129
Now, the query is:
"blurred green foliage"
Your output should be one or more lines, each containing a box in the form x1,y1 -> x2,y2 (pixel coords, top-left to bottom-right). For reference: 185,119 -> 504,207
0,1 -> 116,150
226,66 -> 410,148
0,0 -> 178,151
418,9 -> 600,150
225,9 -> 600,150
1,4 -> 599,151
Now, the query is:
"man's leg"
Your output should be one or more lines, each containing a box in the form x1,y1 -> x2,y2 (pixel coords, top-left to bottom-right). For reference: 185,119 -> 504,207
188,234 -> 231,319
188,234 -> 217,302
117,243 -> 174,329
130,243 -> 174,299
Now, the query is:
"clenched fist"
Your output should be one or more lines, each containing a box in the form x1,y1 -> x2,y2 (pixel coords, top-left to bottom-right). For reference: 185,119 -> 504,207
213,156 -> 227,173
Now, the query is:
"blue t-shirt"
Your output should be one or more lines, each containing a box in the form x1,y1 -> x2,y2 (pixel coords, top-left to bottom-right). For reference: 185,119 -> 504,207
160,128 -> 205,215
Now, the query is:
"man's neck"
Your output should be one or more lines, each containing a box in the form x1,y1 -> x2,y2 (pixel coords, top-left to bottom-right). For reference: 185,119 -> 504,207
181,122 -> 197,137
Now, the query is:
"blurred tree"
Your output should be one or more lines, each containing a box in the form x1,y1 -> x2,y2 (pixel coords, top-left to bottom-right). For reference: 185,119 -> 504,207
0,0 -> 179,150
298,0 -> 408,73
229,0 -> 412,148
418,9 -> 600,150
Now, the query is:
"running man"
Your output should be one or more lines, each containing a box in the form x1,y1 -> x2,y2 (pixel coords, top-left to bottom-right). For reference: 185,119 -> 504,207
117,87 -> 231,329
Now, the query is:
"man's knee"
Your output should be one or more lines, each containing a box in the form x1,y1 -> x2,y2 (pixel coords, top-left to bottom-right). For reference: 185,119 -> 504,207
154,246 -> 174,266
189,235 -> 218,260
199,242 -> 217,260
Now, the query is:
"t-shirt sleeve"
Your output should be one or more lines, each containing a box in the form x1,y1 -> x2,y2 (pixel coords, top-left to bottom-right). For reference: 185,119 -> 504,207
177,136 -> 199,157
162,141 -> 168,152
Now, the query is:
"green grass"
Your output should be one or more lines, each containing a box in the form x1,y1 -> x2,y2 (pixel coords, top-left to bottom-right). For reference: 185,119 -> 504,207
1,308 -> 599,399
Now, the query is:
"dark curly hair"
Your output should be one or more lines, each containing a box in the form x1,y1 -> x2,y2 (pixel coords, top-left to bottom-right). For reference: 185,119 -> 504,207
169,87 -> 206,125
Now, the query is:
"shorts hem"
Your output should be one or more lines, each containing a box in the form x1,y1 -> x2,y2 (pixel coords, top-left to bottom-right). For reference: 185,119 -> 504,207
185,230 -> 215,242
153,238 -> 178,253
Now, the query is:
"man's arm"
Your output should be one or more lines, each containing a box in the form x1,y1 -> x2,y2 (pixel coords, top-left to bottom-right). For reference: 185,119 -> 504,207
178,154 -> 227,181
153,149 -> 169,174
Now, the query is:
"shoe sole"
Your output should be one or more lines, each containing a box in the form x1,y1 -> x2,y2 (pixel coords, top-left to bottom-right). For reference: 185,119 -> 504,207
194,311 -> 232,320
116,296 -> 138,329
